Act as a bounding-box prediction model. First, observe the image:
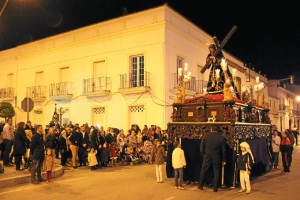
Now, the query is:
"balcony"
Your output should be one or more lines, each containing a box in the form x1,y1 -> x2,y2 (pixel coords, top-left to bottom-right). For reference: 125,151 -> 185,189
0,87 -> 14,101
26,85 -> 47,103
119,71 -> 150,94
83,77 -> 111,98
49,82 -> 73,101
169,73 -> 208,96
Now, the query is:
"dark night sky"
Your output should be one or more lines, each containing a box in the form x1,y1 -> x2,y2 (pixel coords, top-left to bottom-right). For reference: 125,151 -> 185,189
1,0 -> 299,84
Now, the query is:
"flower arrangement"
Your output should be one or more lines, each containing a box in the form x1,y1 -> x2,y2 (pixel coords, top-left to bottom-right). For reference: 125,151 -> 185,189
223,106 -> 236,122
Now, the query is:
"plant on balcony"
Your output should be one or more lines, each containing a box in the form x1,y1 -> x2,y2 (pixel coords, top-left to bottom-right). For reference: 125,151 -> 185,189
0,101 -> 15,119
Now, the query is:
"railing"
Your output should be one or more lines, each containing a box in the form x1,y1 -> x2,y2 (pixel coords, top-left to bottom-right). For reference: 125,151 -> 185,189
119,71 -> 150,89
279,104 -> 285,110
195,80 -> 208,94
292,109 -> 300,116
170,74 -> 209,95
26,85 -> 47,98
49,82 -> 72,96
83,77 -> 111,94
0,87 -> 14,99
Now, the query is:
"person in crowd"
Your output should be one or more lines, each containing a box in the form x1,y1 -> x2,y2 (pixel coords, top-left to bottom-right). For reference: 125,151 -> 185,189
292,126 -> 298,146
172,141 -> 186,190
59,130 -> 68,167
286,129 -> 295,166
271,130 -> 281,169
280,130 -> 291,173
292,126 -> 299,146
25,121 -> 36,135
88,148 -> 98,170
54,128 -> 60,159
105,128 -> 116,145
2,117 -> 14,166
108,142 -> 118,167
69,126 -> 82,168
272,125 -> 282,139
150,139 -> 166,183
128,130 -> 138,151
198,125 -> 226,192
30,125 -> 45,184
45,148 -> 54,182
13,122 -> 30,171
45,127 -> 56,164
79,126 -> 89,167
116,129 -> 126,151
237,142 -> 254,194
100,143 -> 110,167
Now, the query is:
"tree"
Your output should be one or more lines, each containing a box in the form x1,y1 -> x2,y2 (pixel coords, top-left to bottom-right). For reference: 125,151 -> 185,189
0,101 -> 15,120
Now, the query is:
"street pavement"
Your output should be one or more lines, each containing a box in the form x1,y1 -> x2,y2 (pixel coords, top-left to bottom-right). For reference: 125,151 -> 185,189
0,146 -> 299,200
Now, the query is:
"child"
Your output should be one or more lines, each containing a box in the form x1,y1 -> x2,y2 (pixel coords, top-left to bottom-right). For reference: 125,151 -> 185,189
150,139 -> 166,183
88,148 -> 98,170
108,142 -> 118,167
100,143 -> 110,167
172,141 -> 186,190
45,148 -> 54,182
237,141 -> 254,194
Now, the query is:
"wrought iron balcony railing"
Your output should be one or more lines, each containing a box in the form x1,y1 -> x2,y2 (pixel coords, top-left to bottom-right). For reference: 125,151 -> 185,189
83,77 -> 111,94
0,87 -> 14,99
49,82 -> 72,97
119,71 -> 150,89
170,73 -> 208,94
26,85 -> 47,98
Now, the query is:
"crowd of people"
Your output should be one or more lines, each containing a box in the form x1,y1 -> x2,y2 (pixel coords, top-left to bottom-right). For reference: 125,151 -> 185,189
0,118 -> 168,184
0,119 -> 299,191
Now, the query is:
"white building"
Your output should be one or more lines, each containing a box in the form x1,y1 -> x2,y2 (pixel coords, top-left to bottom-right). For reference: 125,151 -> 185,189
0,5 -> 299,131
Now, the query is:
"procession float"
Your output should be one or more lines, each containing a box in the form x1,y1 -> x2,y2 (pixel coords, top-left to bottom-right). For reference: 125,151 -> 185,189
166,26 -> 272,188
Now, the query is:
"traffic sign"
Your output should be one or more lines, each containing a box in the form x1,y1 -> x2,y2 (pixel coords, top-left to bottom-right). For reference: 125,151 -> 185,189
21,97 -> 34,112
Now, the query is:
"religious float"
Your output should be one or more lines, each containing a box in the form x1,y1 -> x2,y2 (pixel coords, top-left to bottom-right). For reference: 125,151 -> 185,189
166,27 -> 272,188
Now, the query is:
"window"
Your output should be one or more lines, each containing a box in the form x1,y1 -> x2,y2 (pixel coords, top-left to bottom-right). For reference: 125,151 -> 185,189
7,73 -> 14,88
130,55 -> 144,87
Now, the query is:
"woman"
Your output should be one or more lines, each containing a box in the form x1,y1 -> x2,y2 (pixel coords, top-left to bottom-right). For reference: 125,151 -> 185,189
13,122 -> 30,171
59,130 -> 68,167
150,139 -> 166,183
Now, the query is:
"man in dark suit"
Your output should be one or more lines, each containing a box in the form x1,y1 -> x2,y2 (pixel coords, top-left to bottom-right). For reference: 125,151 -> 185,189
198,125 -> 226,192
79,126 -> 89,166
30,125 -> 45,184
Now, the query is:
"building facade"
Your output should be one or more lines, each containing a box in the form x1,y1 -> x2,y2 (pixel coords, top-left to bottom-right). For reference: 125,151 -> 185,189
0,5 -> 299,131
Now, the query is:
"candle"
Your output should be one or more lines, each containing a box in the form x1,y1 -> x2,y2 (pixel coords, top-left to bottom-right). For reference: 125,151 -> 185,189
178,68 -> 182,77
221,59 -> 227,71
184,63 -> 188,72
256,76 -> 260,83
203,87 -> 207,94
188,71 -> 191,80
215,69 -> 220,79
232,68 -> 236,77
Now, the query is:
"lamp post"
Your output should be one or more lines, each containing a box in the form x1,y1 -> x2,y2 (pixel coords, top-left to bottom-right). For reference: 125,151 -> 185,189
178,63 -> 192,103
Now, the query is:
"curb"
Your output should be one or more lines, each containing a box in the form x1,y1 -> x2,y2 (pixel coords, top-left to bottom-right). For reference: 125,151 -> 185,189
0,165 -> 64,188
